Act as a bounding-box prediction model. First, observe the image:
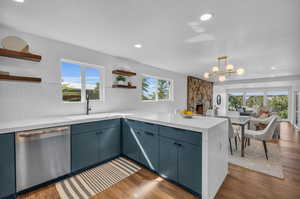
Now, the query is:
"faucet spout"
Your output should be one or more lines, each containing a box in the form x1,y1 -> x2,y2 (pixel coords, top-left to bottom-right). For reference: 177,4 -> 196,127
86,94 -> 91,115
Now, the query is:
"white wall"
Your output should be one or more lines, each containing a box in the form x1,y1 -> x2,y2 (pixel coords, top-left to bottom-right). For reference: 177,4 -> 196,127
213,78 -> 300,124
0,25 -> 187,122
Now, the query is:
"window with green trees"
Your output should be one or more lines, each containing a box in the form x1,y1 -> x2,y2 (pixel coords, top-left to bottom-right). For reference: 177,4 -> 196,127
142,75 -> 172,101
245,92 -> 264,108
61,61 -> 103,102
267,91 -> 288,119
228,93 -> 243,111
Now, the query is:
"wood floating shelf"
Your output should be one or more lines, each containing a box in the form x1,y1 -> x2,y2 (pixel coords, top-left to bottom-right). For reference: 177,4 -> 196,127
112,85 -> 136,89
0,74 -> 42,83
0,48 -> 42,62
112,70 -> 136,76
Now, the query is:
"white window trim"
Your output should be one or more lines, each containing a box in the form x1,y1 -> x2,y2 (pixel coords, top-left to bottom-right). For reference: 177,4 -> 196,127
60,59 -> 105,103
141,74 -> 174,102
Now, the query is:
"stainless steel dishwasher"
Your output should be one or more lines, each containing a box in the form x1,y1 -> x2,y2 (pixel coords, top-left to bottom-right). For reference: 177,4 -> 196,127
16,126 -> 71,192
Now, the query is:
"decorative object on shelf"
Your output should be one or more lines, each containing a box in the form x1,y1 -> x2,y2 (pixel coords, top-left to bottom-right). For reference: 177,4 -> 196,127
2,36 -> 29,52
128,81 -> 132,87
0,36 -> 41,62
216,95 -> 222,105
116,75 -> 126,85
203,56 -> 245,82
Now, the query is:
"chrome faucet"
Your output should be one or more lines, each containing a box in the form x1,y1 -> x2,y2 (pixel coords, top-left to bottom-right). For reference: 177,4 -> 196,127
86,94 -> 91,115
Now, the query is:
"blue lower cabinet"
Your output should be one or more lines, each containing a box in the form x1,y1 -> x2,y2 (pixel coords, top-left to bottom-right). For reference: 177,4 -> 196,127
139,130 -> 159,171
178,142 -> 202,194
0,133 -> 15,198
159,136 -> 178,182
71,131 -> 98,172
98,127 -> 121,162
122,119 -> 140,162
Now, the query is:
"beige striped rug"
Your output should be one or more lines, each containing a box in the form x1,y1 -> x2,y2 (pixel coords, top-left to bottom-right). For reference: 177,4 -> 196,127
56,157 -> 141,199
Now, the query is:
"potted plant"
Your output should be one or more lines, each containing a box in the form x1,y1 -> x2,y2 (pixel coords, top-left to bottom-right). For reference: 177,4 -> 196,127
116,75 -> 126,85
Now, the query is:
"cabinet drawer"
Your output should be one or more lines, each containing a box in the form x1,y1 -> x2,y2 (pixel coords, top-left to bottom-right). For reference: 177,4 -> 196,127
72,119 -> 120,134
127,119 -> 158,134
159,126 -> 202,146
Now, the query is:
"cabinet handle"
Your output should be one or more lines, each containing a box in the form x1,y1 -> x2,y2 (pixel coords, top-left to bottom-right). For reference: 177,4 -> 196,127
145,131 -> 154,136
174,142 -> 182,147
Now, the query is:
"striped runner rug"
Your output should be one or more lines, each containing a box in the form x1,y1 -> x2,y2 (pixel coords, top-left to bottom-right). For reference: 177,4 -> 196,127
56,157 -> 141,199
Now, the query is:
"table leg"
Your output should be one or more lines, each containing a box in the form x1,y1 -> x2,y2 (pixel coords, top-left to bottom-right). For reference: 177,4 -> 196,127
247,121 -> 250,146
241,125 -> 245,157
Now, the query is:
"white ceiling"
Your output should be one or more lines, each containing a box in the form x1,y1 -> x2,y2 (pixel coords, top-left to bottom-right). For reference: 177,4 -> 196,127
1,0 -> 300,80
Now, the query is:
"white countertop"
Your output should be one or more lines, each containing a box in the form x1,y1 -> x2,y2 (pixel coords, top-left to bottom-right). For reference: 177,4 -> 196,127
0,112 -> 226,134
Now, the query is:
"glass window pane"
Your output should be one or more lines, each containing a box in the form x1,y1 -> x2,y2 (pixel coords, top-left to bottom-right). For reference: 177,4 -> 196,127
158,79 -> 170,100
245,92 -> 264,108
61,62 -> 81,102
228,93 -> 243,111
142,76 -> 157,101
267,91 -> 288,119
85,67 -> 101,100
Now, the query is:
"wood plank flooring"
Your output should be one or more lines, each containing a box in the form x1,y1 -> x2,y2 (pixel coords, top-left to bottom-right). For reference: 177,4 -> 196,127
18,122 -> 300,199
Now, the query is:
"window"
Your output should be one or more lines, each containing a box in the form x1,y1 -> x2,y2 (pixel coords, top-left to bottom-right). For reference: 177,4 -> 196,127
61,60 -> 104,102
228,93 -> 243,111
267,91 -> 288,119
245,92 -> 264,108
142,75 -> 172,101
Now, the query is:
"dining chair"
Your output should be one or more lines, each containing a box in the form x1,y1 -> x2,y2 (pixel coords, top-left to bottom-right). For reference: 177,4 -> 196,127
218,116 -> 239,155
244,116 -> 278,160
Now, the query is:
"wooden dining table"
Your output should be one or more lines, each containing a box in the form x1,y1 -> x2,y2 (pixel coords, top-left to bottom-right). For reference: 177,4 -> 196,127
230,117 -> 251,157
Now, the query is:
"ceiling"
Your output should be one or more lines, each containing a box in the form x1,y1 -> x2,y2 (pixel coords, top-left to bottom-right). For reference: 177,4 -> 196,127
1,0 -> 300,80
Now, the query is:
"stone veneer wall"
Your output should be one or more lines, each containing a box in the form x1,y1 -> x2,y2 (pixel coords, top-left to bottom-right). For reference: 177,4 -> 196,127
187,76 -> 213,113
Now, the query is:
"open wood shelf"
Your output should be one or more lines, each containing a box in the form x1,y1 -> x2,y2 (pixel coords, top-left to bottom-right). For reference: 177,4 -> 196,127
0,74 -> 42,83
112,70 -> 136,76
0,48 -> 42,62
112,85 -> 136,89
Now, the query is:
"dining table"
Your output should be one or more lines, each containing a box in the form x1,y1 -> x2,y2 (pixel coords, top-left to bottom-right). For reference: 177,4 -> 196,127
230,116 -> 251,157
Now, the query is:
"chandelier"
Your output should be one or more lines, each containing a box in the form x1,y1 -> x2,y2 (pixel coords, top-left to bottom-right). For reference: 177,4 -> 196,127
203,56 -> 245,82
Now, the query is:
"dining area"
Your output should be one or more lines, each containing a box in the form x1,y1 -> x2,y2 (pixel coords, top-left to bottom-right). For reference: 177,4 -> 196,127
205,109 -> 283,179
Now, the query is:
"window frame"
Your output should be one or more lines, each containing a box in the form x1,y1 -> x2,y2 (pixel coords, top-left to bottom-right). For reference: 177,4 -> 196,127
60,59 -> 105,103
141,74 -> 174,102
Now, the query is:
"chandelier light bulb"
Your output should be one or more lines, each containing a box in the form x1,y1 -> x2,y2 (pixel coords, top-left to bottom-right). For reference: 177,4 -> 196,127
226,64 -> 234,71
219,75 -> 226,82
212,66 -> 219,73
204,72 -> 210,79
237,68 -> 245,75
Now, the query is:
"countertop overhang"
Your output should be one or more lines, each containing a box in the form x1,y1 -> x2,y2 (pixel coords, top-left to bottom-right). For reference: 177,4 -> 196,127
0,112 -> 226,134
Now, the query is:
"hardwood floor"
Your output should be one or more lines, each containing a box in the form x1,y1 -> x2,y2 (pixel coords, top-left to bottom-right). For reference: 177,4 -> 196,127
18,122 -> 300,199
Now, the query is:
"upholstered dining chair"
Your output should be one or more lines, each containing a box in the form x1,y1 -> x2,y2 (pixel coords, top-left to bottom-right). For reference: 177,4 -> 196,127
244,116 -> 278,160
218,116 -> 239,155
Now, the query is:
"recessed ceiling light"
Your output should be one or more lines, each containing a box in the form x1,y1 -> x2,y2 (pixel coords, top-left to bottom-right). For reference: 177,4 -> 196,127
200,13 -> 213,21
13,0 -> 24,3
271,66 -> 276,70
134,44 -> 142,48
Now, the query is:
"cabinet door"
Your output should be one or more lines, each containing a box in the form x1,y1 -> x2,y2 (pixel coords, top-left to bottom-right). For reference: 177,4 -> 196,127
122,120 -> 140,162
178,142 -> 202,194
71,131 -> 98,172
0,133 -> 15,198
159,137 -> 178,182
139,130 -> 159,171
98,127 -> 121,162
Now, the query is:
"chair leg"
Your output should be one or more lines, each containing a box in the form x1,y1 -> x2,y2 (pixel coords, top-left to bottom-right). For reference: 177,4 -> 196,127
234,136 -> 238,150
248,138 -> 250,146
263,141 -> 268,160
229,138 -> 233,155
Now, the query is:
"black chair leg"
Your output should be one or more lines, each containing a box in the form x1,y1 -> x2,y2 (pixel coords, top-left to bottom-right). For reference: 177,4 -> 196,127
248,138 -> 250,146
263,140 -> 268,160
229,138 -> 233,155
234,136 -> 238,150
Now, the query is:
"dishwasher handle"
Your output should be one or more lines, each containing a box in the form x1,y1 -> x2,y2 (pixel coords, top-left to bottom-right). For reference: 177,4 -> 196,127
16,126 -> 70,142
